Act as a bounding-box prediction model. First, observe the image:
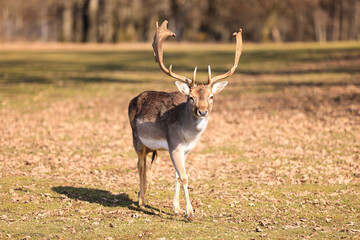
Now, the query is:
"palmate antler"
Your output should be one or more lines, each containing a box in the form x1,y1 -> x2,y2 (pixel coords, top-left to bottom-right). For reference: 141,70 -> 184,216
152,20 -> 242,87
152,20 -> 196,87
208,29 -> 243,86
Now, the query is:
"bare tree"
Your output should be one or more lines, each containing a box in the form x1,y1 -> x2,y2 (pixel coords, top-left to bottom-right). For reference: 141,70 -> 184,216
85,0 -> 99,42
62,2 -> 74,42
99,0 -> 115,43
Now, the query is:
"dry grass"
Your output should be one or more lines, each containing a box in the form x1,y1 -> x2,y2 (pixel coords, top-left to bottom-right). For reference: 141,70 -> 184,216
0,42 -> 359,239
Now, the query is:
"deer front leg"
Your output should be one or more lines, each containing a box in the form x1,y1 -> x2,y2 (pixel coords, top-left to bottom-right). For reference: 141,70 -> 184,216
173,171 -> 181,214
170,148 -> 194,220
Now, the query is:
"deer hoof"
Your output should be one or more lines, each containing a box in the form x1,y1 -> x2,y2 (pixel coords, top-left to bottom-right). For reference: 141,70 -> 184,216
138,199 -> 146,208
185,212 -> 195,221
174,207 -> 181,215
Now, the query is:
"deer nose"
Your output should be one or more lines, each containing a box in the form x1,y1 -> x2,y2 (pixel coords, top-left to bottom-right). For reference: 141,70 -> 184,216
197,110 -> 208,117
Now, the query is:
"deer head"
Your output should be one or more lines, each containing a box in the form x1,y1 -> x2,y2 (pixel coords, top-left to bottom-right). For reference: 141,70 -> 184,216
152,20 -> 243,118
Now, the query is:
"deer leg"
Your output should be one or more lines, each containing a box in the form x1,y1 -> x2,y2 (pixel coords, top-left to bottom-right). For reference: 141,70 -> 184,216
173,171 -> 181,214
170,148 -> 194,219
136,145 -> 147,208
142,148 -> 154,198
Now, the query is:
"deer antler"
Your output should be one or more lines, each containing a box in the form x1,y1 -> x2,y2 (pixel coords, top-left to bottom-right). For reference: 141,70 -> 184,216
152,20 -> 192,85
208,29 -> 243,85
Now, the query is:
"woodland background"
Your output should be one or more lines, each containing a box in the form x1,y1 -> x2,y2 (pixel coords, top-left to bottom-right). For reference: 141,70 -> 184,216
1,0 -> 360,43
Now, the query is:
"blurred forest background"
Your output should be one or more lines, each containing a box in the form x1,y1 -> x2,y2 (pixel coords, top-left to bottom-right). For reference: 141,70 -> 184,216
1,0 -> 359,43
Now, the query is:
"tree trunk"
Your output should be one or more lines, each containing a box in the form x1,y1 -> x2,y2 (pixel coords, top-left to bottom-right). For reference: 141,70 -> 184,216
74,2 -> 84,42
102,0 -> 114,43
261,10 -> 278,42
354,1 -> 360,40
40,8 -> 48,42
62,3 -> 73,42
313,9 -> 327,42
348,0 -> 359,40
340,0 -> 349,41
332,1 -> 340,41
87,0 -> 99,42
146,15 -> 157,42
3,6 -> 10,41
170,0 -> 184,41
56,6 -> 63,42
296,13 -> 305,41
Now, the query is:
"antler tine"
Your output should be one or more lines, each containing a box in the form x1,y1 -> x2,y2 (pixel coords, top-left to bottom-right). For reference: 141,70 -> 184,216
208,28 -> 243,85
152,20 -> 191,84
207,65 -> 212,82
191,66 -> 197,88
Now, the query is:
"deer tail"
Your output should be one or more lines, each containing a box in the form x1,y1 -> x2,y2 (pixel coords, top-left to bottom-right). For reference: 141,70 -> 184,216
151,151 -> 158,165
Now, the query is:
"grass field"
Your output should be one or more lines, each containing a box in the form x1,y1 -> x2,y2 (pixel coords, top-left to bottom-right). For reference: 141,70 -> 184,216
0,41 -> 359,239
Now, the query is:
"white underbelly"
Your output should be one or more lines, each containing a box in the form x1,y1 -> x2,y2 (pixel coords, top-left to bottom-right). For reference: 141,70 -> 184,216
139,137 -> 169,150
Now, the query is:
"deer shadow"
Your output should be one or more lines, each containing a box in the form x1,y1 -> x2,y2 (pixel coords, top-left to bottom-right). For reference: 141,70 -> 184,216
51,186 -> 170,216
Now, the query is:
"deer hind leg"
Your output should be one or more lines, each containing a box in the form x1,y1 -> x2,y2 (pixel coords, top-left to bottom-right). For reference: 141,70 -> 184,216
170,148 -> 194,220
136,145 -> 147,208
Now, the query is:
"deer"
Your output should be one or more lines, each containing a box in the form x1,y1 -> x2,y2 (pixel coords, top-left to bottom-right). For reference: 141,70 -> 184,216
128,20 -> 242,220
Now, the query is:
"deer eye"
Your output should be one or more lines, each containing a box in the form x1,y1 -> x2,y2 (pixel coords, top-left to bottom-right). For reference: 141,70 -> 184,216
209,95 -> 214,100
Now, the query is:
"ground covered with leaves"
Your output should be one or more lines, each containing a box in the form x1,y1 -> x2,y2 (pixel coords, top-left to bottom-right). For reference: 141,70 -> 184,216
0,42 -> 359,239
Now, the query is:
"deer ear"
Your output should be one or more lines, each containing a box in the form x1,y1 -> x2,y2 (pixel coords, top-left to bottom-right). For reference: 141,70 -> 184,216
212,81 -> 228,94
175,81 -> 190,95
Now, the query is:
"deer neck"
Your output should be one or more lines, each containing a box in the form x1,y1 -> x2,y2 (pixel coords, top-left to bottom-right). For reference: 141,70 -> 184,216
180,101 -> 209,134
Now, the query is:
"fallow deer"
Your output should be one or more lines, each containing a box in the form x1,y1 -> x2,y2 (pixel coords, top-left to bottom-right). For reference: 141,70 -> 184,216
128,20 -> 242,219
